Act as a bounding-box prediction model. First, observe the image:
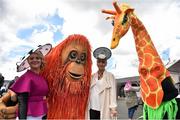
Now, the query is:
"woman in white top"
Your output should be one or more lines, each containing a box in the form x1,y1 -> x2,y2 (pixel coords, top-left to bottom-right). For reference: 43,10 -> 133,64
89,47 -> 117,119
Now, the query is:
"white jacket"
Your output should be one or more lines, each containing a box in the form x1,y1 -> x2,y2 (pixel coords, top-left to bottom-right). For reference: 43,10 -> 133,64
86,71 -> 117,119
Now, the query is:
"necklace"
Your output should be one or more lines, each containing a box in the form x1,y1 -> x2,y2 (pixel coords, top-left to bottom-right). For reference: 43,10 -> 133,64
98,71 -> 103,80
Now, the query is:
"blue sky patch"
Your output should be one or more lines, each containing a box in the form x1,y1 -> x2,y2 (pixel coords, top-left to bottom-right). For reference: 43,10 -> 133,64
107,57 -> 116,70
15,10 -> 64,62
176,36 -> 180,40
8,45 -> 33,58
45,9 -> 64,42
161,48 -> 170,61
16,24 -> 47,39
33,24 -> 47,33
45,9 -> 64,26
16,9 -> 64,43
53,31 -> 63,42
16,28 -> 34,39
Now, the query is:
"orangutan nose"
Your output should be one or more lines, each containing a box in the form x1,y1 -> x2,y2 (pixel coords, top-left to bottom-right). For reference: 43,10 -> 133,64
76,59 -> 81,64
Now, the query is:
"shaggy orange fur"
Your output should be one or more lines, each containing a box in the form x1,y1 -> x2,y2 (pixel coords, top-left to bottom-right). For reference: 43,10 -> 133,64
41,34 -> 92,119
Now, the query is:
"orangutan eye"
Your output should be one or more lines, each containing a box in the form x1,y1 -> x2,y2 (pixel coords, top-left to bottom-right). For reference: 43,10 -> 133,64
69,51 -> 78,60
80,53 -> 86,62
122,13 -> 128,25
111,20 -> 114,26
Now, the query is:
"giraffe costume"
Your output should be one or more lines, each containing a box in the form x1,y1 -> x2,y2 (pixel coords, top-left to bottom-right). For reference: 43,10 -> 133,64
102,1 -> 179,119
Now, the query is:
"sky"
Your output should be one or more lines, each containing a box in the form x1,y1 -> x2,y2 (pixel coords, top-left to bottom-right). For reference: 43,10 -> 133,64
0,0 -> 180,80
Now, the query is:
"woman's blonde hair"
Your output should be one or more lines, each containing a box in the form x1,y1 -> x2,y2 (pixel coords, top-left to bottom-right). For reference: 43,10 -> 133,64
28,50 -> 45,70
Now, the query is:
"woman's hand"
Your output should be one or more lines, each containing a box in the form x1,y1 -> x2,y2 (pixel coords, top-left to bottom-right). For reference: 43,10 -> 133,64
110,109 -> 118,118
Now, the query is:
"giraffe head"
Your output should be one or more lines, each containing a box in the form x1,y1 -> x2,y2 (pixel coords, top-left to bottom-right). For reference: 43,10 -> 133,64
102,0 -> 134,49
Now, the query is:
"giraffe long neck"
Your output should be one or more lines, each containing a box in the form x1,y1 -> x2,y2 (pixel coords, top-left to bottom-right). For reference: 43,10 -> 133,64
129,13 -> 160,63
128,13 -> 170,109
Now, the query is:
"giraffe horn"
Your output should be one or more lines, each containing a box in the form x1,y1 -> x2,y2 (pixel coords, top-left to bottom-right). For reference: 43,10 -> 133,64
113,1 -> 121,14
102,9 -> 116,15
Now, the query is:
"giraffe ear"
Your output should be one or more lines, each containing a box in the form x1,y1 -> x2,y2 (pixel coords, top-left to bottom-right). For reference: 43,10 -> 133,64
125,8 -> 134,14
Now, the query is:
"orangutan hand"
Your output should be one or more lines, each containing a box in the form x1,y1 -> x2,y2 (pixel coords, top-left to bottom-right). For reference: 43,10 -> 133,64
0,90 -> 17,119
0,105 -> 17,119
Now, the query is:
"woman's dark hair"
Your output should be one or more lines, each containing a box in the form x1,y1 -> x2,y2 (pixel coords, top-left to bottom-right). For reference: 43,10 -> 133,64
0,73 -> 4,88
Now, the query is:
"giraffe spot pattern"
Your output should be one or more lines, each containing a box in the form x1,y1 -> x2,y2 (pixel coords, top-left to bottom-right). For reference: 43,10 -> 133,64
146,93 -> 157,108
140,75 -> 149,94
144,54 -> 153,68
146,77 -> 158,91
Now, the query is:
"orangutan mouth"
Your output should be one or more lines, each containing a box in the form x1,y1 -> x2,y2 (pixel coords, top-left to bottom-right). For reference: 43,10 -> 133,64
69,71 -> 83,80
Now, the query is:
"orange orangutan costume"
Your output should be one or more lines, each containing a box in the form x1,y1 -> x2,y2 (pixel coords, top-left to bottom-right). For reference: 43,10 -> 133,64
41,34 -> 92,119
0,34 -> 92,119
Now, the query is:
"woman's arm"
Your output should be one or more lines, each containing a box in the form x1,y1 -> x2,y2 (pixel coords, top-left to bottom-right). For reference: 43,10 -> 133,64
109,73 -> 118,117
130,86 -> 140,92
18,92 -> 28,119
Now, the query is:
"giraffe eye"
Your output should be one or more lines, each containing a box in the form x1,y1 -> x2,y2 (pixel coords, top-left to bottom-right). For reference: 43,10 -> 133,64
111,20 -> 114,26
122,13 -> 128,25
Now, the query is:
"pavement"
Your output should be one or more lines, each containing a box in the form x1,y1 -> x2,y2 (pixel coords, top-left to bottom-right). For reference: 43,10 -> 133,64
117,97 -> 143,119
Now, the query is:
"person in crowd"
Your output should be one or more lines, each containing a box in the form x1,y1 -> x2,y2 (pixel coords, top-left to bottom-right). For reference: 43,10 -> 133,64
7,76 -> 19,90
0,73 -> 5,97
0,86 -> 6,97
88,47 -> 117,119
9,44 -> 52,119
0,73 -> 4,89
124,80 -> 140,120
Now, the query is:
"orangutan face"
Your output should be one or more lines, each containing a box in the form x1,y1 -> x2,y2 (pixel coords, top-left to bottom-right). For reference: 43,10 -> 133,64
62,41 -> 87,81
43,34 -> 92,119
